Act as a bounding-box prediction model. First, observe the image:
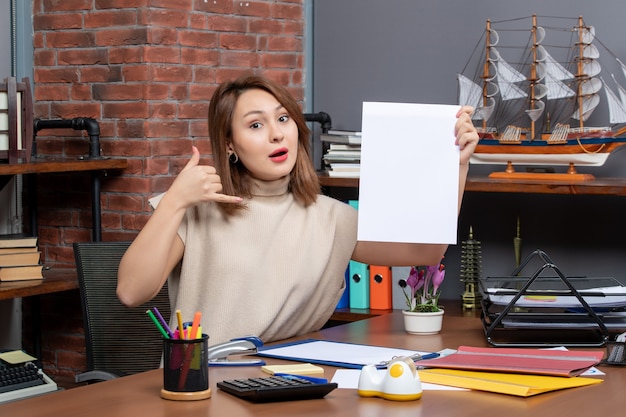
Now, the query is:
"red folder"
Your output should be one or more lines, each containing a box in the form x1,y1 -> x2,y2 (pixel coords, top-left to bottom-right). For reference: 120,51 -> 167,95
419,346 -> 604,377
369,265 -> 392,309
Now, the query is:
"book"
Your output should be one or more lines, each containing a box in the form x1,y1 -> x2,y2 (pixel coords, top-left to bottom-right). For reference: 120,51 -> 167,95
320,133 -> 362,145
0,251 -> 41,267
327,170 -> 360,178
0,264 -> 44,281
327,129 -> 361,137
0,247 -> 39,255
326,163 -> 360,178
419,345 -> 604,377
329,143 -> 361,151
329,163 -> 360,172
0,233 -> 38,249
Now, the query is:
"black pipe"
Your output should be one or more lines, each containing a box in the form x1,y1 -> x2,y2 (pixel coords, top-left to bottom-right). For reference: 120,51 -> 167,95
303,111 -> 332,133
33,117 -> 102,159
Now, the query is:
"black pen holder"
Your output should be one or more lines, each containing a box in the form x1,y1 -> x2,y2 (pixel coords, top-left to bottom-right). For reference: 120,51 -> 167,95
161,334 -> 211,401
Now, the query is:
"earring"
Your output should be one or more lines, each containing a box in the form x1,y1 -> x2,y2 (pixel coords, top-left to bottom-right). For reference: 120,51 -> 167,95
228,152 -> 239,164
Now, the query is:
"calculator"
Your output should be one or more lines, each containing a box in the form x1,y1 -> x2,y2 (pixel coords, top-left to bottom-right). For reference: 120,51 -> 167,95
216,374 -> 338,403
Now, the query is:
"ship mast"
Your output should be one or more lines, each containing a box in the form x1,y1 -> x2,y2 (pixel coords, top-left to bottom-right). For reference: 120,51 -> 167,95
529,15 -> 539,139
481,19 -> 492,133
576,15 -> 585,131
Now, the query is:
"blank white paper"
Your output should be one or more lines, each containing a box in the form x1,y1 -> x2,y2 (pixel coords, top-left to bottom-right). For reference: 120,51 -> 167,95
357,102 -> 460,244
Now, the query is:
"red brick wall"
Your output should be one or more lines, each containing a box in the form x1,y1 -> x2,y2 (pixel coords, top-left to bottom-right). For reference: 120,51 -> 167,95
26,0 -> 306,385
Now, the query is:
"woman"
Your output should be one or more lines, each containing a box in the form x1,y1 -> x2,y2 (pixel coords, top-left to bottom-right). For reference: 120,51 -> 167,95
117,74 -> 478,345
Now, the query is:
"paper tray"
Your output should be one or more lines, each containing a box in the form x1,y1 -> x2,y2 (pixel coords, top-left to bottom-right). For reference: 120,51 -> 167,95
482,276 -> 626,309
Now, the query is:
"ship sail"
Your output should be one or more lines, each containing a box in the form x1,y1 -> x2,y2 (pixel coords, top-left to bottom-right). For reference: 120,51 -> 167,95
537,45 -> 575,99
572,25 -> 602,122
457,74 -> 496,122
492,48 -> 528,101
602,78 -> 626,124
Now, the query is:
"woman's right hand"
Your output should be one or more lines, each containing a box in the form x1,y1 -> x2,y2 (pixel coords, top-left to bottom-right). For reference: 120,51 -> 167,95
168,146 -> 243,209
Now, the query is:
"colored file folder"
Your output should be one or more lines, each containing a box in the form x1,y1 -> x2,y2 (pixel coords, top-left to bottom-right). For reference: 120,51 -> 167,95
369,265 -> 392,309
335,267 -> 350,309
349,260 -> 369,309
418,368 -> 603,397
348,200 -> 369,309
419,346 -> 604,377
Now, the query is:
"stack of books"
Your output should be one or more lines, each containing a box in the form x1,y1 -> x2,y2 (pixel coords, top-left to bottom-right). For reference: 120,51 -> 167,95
321,130 -> 361,178
0,234 -> 43,281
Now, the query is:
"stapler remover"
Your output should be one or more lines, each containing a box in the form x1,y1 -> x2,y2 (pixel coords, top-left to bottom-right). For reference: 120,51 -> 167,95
208,336 -> 266,366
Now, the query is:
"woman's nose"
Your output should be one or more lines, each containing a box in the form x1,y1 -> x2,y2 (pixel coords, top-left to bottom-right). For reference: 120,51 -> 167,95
269,122 -> 284,142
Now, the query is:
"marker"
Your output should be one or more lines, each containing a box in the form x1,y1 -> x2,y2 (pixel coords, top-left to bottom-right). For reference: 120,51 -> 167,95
176,309 -> 185,339
152,307 -> 174,339
189,311 -> 202,341
146,309 -> 169,339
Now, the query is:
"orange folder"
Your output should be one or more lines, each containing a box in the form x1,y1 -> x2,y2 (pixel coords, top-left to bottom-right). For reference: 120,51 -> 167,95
369,265 -> 392,309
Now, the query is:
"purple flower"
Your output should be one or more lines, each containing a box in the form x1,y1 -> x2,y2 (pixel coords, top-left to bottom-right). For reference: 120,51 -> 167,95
400,259 -> 445,312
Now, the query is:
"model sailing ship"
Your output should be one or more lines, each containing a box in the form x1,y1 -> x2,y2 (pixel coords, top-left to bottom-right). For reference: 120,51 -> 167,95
458,15 -> 626,179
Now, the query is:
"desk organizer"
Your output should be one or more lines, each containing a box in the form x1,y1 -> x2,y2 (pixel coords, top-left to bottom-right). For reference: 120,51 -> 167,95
480,250 -> 626,347
602,341 -> 626,365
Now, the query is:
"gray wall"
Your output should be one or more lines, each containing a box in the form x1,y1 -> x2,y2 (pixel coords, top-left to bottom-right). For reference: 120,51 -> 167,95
311,0 -> 626,302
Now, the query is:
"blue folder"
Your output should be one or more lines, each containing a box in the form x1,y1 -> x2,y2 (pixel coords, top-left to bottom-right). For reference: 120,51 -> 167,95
256,338 -> 439,369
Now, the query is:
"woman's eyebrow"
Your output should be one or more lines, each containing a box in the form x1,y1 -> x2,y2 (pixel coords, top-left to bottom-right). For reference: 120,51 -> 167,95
243,104 -> 285,118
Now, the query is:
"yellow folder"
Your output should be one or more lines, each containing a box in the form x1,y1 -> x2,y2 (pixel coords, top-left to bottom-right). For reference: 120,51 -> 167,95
418,368 -> 603,397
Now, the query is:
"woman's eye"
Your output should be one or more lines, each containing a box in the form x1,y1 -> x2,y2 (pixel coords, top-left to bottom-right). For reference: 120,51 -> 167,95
278,114 -> 289,123
250,122 -> 262,129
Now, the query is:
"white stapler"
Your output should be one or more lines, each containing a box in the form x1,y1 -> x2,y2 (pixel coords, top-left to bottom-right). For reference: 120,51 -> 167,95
208,336 -> 265,366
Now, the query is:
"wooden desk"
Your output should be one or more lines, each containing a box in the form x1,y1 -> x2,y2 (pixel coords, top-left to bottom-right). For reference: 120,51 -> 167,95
2,307 -> 622,417
0,268 -> 79,363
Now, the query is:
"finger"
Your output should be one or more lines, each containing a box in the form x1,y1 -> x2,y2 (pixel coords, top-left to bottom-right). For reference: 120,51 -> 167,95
216,194 -> 243,204
181,146 -> 200,172
456,105 -> 474,118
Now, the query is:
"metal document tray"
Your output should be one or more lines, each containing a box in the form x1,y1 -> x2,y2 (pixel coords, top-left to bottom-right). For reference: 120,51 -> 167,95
480,250 -> 626,347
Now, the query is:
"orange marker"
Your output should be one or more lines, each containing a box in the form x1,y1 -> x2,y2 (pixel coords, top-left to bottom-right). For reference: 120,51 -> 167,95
189,311 -> 202,340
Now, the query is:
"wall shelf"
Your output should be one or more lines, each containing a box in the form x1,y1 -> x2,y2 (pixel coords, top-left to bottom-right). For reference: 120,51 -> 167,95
318,172 -> 626,196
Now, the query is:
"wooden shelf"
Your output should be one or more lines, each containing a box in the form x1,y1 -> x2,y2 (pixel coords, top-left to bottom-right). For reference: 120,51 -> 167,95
0,268 -> 79,300
465,176 -> 626,196
319,172 -> 626,196
0,156 -> 128,176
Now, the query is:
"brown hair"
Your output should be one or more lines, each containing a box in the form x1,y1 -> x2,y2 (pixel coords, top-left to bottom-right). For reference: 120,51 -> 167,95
208,74 -> 320,215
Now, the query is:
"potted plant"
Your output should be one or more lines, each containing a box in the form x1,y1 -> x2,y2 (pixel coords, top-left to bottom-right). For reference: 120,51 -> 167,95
399,260 -> 445,335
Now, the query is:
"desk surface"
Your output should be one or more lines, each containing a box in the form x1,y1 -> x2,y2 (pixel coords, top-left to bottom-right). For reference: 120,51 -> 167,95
2,306 -> 623,416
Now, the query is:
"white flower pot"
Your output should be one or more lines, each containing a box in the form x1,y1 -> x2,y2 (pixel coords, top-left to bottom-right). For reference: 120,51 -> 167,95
402,309 -> 444,335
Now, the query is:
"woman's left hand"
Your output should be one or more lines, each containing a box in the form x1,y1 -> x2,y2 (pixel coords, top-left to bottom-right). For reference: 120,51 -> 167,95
455,106 -> 479,166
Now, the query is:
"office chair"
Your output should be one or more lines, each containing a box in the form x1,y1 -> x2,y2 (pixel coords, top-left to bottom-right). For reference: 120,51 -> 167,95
73,241 -> 171,383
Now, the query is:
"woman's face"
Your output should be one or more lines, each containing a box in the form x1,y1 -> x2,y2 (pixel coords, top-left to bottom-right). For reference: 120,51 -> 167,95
229,88 -> 299,181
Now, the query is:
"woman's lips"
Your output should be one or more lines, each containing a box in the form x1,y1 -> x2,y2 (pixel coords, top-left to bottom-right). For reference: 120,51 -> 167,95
269,148 -> 289,162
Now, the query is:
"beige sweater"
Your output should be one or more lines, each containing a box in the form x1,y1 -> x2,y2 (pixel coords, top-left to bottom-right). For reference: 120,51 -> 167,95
162,176 -> 357,345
